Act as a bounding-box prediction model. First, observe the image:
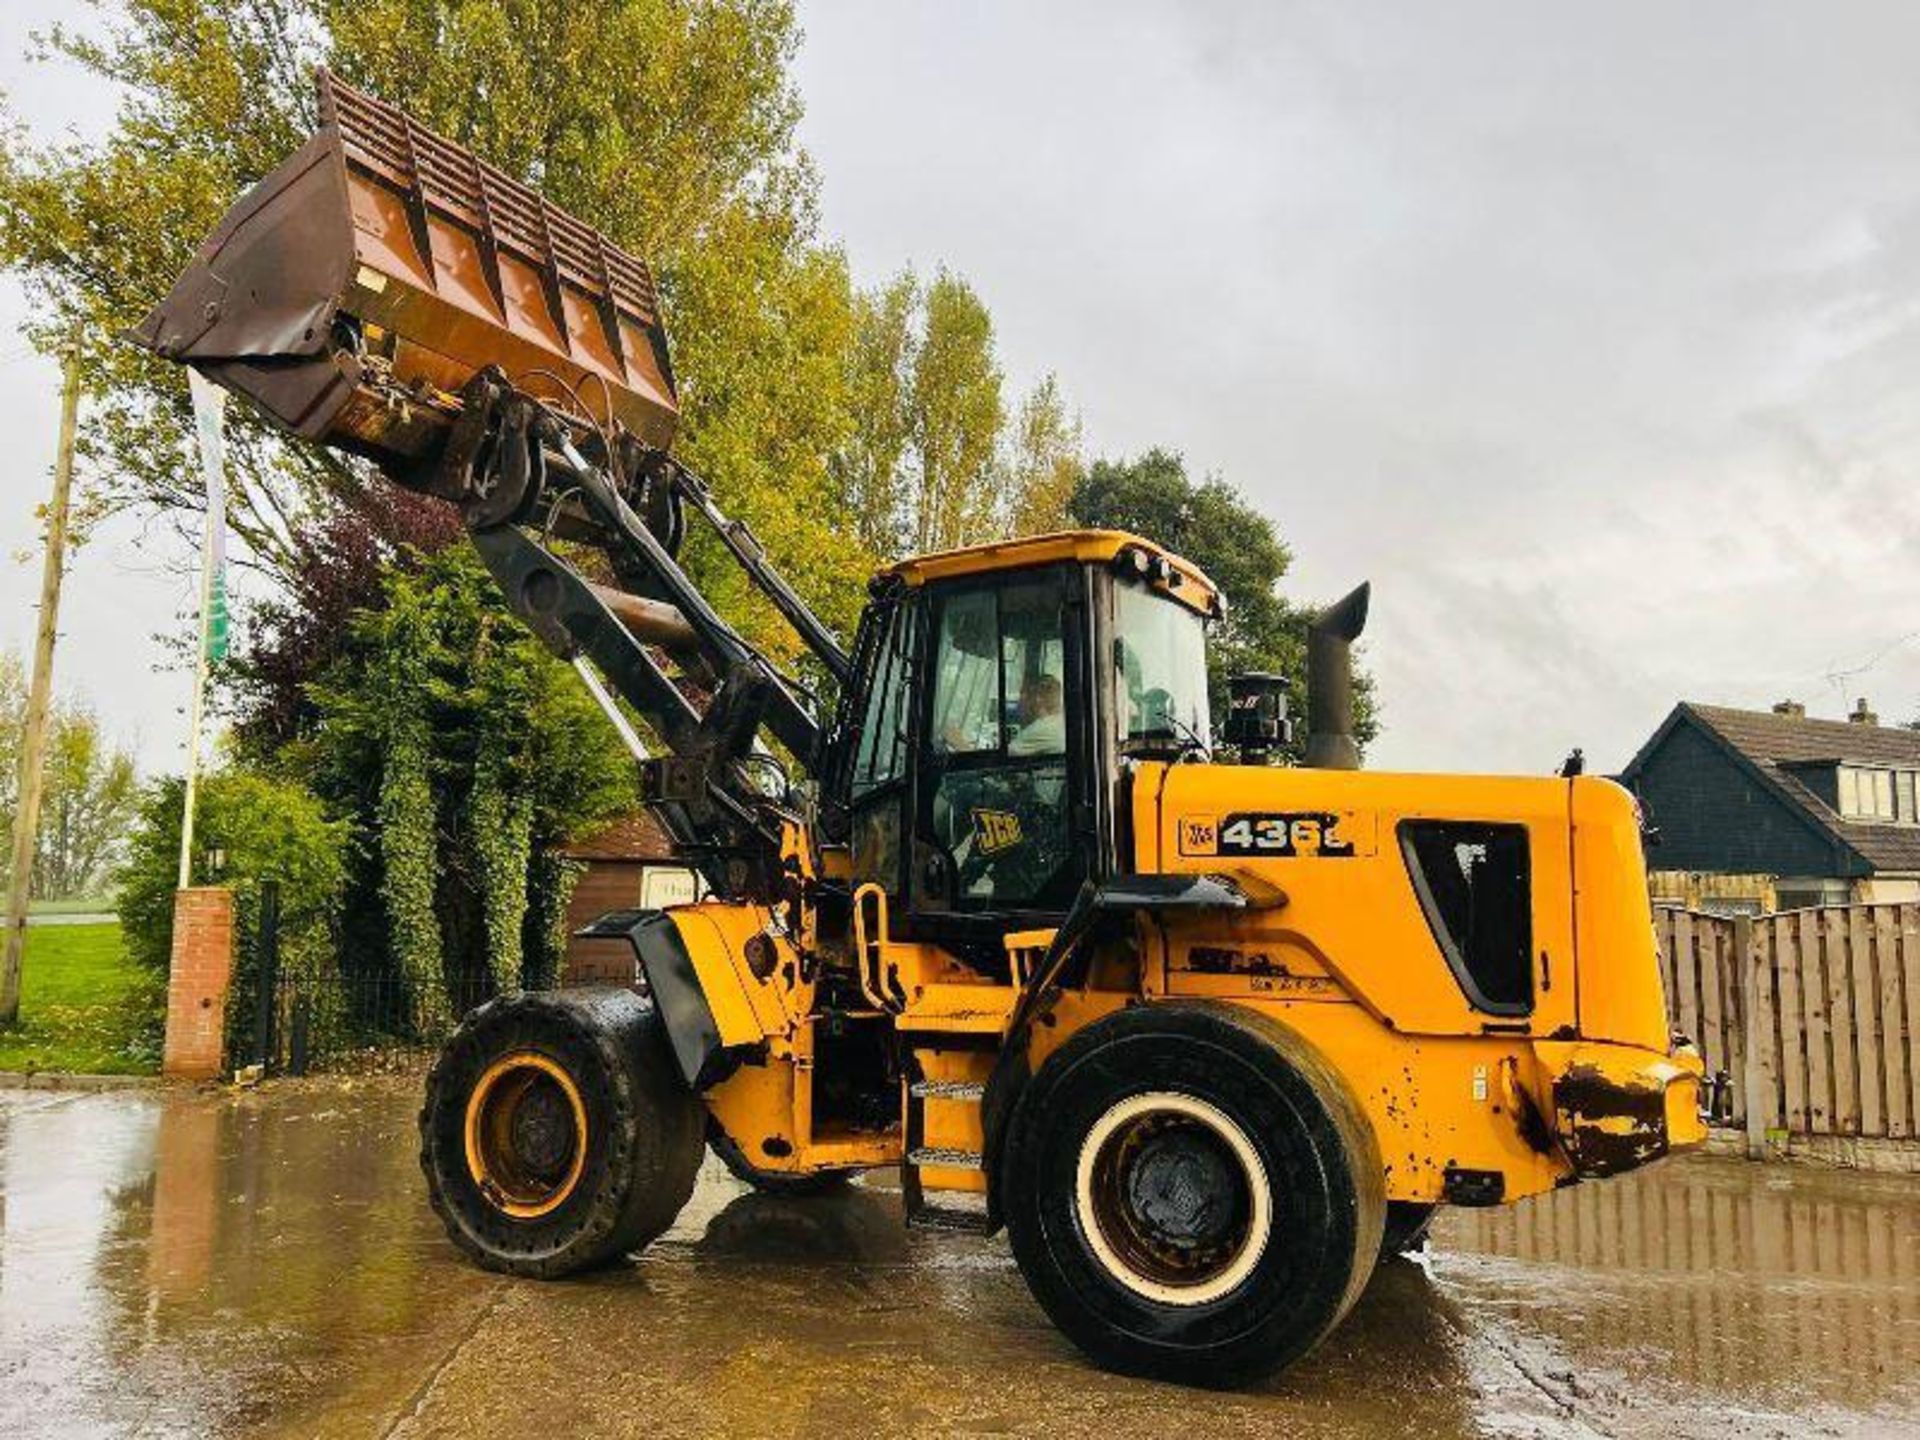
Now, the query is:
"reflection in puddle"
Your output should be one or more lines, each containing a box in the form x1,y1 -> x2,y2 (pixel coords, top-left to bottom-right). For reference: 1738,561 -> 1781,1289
1,1084 -> 496,1437
0,1093 -> 161,1437
1439,1154 -> 1920,1427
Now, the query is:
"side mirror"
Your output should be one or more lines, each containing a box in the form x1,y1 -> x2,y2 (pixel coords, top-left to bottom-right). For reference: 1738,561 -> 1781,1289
1222,673 -> 1292,763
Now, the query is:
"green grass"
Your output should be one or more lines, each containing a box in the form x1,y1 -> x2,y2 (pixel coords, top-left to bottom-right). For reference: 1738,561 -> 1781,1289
0,923 -> 162,1076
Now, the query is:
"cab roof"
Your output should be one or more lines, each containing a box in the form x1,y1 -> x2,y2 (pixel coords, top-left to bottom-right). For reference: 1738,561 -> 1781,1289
884,529 -> 1220,617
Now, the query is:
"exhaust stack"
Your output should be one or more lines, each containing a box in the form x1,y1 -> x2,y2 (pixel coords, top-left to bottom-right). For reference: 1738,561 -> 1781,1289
1304,582 -> 1369,771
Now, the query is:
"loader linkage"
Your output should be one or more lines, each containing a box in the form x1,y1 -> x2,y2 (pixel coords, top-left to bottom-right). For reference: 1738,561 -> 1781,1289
456,409 -> 833,904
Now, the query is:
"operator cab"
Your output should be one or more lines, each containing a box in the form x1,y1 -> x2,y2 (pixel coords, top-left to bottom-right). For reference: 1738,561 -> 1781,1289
823,531 -> 1219,964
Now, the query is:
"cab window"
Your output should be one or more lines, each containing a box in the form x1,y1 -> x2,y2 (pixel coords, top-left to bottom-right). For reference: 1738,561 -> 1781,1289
847,599 -> 918,894
853,602 -> 915,798
923,575 -> 1078,911
1400,820 -> 1533,1015
1114,582 -> 1210,750
931,586 -> 1066,758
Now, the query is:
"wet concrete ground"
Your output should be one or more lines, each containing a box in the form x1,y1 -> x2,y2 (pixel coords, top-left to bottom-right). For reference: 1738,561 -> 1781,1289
1,1079 -> 1916,1439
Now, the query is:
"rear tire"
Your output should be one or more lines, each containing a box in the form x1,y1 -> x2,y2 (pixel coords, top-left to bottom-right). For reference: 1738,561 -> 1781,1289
708,1126 -> 856,1196
419,987 -> 705,1278
1002,1003 -> 1384,1386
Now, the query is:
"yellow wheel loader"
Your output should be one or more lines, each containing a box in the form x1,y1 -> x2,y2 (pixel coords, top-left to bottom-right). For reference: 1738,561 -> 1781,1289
137,75 -> 1708,1386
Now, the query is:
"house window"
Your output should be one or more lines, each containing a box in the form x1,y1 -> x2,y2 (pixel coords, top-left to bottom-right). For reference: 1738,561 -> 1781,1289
1838,766 -> 1902,822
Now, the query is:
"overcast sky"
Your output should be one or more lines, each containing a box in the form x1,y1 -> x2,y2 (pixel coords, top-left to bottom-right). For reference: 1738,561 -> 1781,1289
3,2 -> 1918,777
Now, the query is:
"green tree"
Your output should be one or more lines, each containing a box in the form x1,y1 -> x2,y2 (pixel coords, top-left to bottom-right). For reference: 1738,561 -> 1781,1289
116,766 -> 348,1064
1005,374 -> 1084,537
663,181 -> 872,656
909,270 -> 1004,552
33,704 -> 139,900
831,266 -> 1022,559
115,770 -> 348,975
1070,449 -> 1378,757
833,272 -> 917,556
0,651 -> 141,900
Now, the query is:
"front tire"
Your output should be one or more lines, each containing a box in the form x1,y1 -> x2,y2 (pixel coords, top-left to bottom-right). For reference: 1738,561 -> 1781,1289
419,988 -> 705,1278
1002,1003 -> 1384,1386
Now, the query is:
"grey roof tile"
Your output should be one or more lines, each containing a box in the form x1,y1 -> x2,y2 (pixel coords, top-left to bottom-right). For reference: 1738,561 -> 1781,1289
1686,704 -> 1920,767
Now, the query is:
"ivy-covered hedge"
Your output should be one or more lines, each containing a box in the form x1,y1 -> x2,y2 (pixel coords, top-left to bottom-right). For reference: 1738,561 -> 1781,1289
294,546 -> 632,1033
123,546 -> 634,1058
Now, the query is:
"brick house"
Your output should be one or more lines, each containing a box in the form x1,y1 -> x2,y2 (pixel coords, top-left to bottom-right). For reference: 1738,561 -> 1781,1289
559,811 -> 701,984
1620,698 -> 1920,914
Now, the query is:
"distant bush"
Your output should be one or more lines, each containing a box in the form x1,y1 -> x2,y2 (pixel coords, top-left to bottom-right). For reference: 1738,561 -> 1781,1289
115,771 -> 347,975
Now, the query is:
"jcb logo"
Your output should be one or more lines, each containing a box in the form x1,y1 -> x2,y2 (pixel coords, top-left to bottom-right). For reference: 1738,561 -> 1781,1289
1178,818 -> 1218,856
973,808 -> 1023,855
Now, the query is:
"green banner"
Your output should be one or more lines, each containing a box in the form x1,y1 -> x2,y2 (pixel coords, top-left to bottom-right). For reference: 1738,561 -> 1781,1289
206,571 -> 229,662
187,370 -> 230,665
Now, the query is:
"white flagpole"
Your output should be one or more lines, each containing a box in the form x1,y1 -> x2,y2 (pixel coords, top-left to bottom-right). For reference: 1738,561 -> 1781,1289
178,371 -> 229,890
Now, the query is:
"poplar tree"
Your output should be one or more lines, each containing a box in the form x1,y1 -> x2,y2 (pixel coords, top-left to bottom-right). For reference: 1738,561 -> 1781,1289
909,270 -> 1004,553
1006,375 -> 1084,538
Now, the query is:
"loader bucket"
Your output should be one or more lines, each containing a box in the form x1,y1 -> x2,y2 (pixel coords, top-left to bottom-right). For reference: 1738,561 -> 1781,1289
132,71 -> 678,480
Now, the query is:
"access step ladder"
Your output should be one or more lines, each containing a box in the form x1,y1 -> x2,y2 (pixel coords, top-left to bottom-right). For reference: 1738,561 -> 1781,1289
901,1060 -> 994,1234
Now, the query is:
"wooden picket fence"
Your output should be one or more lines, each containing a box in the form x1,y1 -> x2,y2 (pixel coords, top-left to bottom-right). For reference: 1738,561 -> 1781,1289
1655,904 -> 1920,1150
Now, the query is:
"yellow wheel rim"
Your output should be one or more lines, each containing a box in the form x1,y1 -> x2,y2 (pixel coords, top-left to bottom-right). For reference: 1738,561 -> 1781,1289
463,1051 -> 589,1219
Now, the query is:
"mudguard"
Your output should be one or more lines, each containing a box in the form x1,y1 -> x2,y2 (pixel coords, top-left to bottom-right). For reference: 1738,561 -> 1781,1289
577,908 -> 770,1089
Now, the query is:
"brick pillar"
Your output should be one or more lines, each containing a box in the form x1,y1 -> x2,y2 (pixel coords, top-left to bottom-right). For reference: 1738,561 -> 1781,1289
163,886 -> 235,1080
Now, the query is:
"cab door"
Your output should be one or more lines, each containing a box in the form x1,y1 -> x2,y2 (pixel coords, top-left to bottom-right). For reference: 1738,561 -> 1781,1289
909,565 -> 1093,927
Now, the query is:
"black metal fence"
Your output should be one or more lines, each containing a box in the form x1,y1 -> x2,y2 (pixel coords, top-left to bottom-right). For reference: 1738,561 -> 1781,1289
243,880 -> 550,1075
257,970 -> 515,1074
